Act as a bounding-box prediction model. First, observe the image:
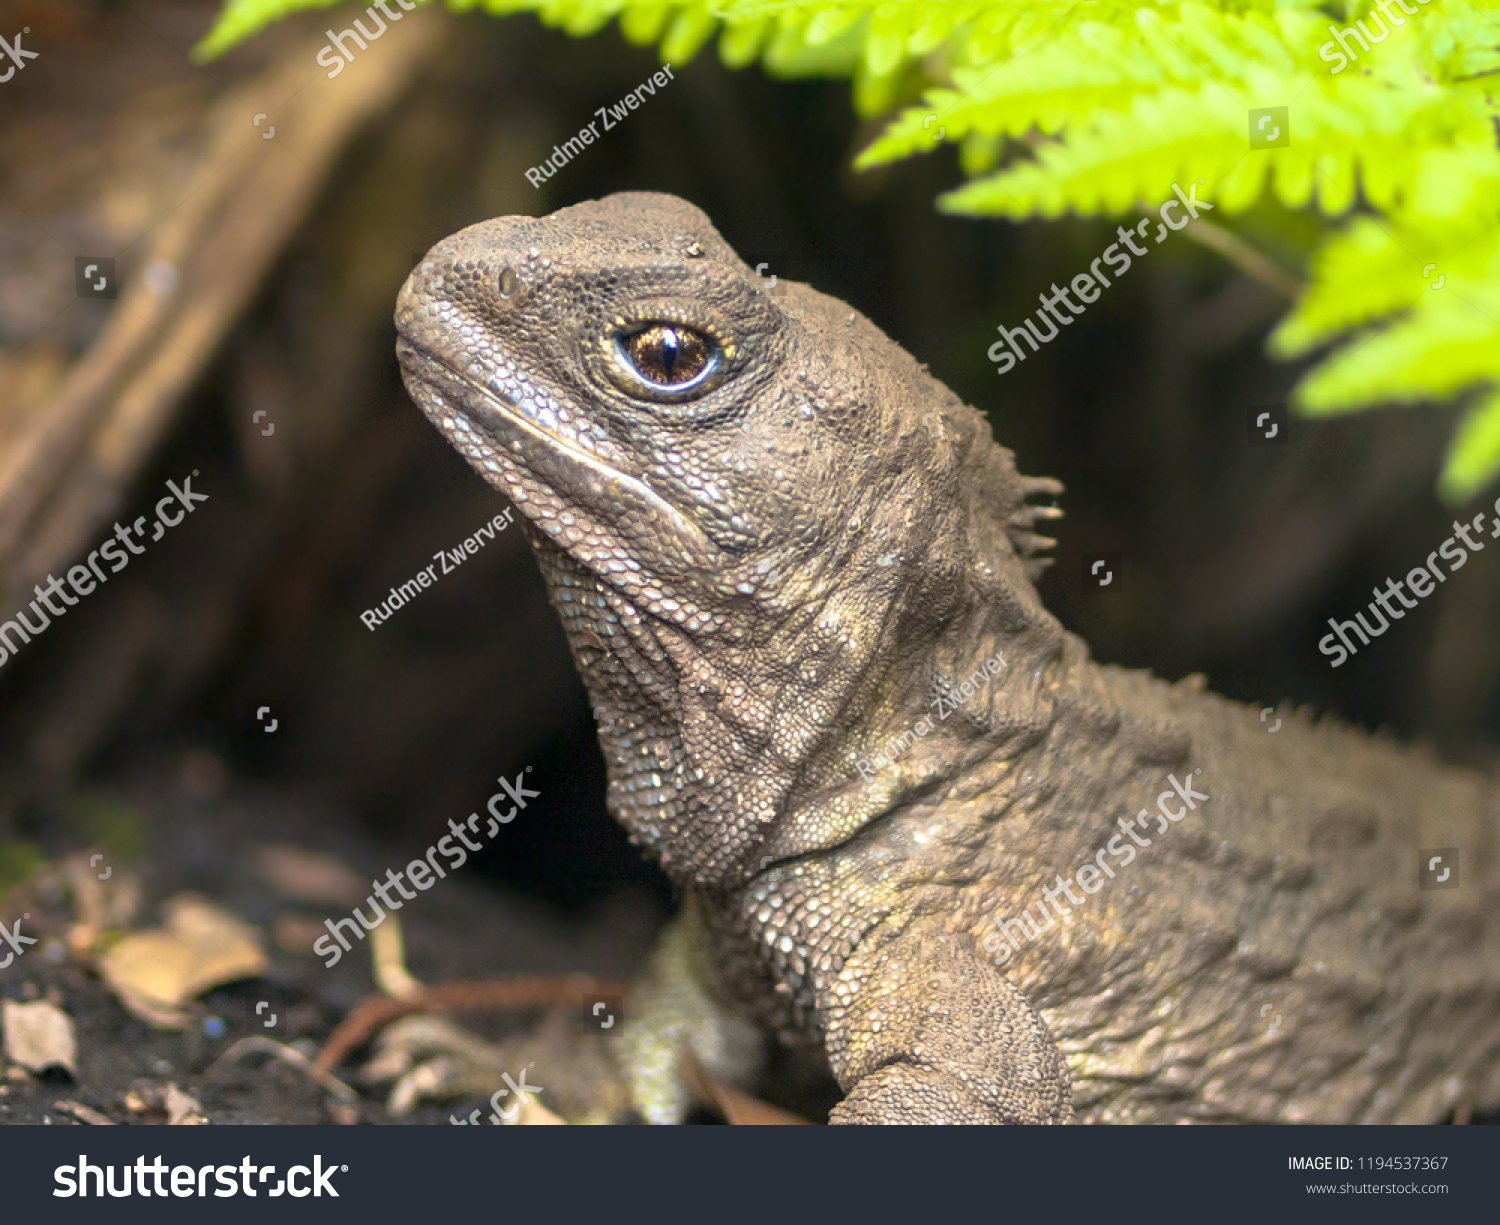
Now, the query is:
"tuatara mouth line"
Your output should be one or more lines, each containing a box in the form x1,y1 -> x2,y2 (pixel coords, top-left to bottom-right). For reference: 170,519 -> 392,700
396,337 -> 627,482
396,336 -> 720,576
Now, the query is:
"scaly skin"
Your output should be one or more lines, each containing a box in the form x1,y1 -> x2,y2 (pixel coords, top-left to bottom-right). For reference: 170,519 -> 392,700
395,193 -> 1500,1123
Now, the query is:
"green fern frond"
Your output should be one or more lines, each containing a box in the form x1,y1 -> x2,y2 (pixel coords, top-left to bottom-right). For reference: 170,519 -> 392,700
1443,391 -> 1500,501
1273,210 -> 1500,499
195,0 -> 351,58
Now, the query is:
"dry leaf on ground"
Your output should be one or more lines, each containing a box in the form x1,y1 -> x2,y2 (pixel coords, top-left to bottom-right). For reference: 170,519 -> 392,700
165,1083 -> 209,1125
2,998 -> 78,1075
98,893 -> 267,1028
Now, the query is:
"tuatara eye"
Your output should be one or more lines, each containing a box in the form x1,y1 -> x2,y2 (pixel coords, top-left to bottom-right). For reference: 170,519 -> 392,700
618,324 -> 715,390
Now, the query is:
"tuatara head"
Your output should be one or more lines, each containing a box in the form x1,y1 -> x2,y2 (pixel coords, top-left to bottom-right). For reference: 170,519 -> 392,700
395,192 -> 1064,884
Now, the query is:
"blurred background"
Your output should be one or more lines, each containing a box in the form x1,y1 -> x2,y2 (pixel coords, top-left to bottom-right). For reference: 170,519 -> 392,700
0,0 -> 1496,1123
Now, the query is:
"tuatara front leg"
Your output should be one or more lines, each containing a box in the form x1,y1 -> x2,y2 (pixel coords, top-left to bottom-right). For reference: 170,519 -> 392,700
619,900 -> 767,1123
825,921 -> 1072,1124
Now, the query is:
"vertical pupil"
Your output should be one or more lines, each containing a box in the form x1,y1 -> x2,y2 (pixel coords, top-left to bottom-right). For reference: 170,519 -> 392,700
659,328 -> 680,377
623,325 -> 711,387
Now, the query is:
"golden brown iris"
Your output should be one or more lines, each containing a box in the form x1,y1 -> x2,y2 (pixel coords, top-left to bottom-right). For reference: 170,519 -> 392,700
621,324 -> 714,388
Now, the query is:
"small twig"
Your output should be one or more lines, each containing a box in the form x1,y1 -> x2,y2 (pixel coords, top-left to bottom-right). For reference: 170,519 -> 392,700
207,1035 -> 358,1103
315,977 -> 628,1074
54,1099 -> 116,1126
1182,218 -> 1303,300
369,913 -> 423,1000
678,1050 -> 812,1125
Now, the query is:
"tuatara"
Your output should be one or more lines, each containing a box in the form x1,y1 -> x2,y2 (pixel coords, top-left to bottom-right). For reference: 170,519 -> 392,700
395,192 -> 1500,1124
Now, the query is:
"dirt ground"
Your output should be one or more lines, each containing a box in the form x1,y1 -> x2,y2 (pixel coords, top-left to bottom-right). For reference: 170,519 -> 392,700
0,751 -> 691,1126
